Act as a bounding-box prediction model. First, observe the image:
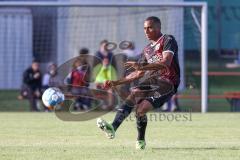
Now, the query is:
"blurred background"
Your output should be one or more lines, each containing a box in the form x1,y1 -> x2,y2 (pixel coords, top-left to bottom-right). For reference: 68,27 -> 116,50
0,0 -> 240,112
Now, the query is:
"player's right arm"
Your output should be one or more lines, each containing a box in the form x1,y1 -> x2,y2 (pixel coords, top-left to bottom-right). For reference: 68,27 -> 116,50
103,53 -> 147,89
116,70 -> 144,85
125,61 -> 168,72
103,70 -> 144,89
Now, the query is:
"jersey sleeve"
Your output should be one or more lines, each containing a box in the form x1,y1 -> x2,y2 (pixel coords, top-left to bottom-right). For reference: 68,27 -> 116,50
163,35 -> 178,55
137,52 -> 147,66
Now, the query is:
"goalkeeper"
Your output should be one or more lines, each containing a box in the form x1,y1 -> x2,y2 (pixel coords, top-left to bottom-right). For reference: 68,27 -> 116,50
97,16 -> 180,150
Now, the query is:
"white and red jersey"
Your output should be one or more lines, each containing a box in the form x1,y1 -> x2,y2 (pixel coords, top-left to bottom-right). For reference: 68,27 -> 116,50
140,34 -> 180,87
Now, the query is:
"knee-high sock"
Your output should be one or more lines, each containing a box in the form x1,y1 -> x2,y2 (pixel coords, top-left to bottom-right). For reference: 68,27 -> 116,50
112,103 -> 133,131
136,115 -> 147,141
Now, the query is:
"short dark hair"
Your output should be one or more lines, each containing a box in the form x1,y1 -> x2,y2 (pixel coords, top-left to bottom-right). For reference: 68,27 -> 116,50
79,48 -> 89,55
32,59 -> 40,64
145,16 -> 161,29
100,39 -> 108,45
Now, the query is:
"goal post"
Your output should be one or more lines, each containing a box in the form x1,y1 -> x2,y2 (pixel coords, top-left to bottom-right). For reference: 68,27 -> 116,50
0,1 -> 208,113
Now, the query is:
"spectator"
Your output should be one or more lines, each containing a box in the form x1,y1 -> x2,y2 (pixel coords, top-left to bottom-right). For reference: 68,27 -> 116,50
19,60 -> 42,111
65,58 -> 91,111
48,63 -> 64,88
120,42 -> 140,93
122,42 -> 141,62
161,94 -> 180,112
79,48 -> 89,55
42,62 -> 63,111
42,62 -> 63,89
95,40 -> 113,63
78,47 -> 92,82
93,58 -> 117,110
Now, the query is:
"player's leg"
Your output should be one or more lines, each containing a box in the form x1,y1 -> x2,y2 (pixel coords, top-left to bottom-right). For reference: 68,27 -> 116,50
111,86 -> 146,131
96,101 -> 134,139
135,83 -> 176,149
111,99 -> 134,130
96,118 -> 115,139
135,100 -> 153,149
97,91 -> 136,139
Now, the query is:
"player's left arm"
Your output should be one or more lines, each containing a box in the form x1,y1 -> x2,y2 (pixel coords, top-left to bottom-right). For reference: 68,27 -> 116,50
161,35 -> 177,66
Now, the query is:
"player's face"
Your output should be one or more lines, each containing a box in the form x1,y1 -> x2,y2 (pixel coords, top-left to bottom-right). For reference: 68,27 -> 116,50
144,20 -> 160,41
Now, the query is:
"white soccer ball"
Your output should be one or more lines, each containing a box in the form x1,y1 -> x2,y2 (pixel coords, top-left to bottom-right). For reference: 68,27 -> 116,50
42,87 -> 65,108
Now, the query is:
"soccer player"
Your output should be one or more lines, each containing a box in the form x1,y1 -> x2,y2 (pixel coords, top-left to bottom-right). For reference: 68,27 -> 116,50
97,16 -> 180,149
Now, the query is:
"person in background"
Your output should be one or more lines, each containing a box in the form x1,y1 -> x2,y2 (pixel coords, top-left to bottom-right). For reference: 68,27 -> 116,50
48,63 -> 64,89
95,40 -> 114,65
79,48 -> 89,55
78,47 -> 91,82
42,62 -> 63,111
65,58 -> 91,111
42,62 -> 56,89
20,60 -> 42,111
93,57 -> 118,110
122,42 -> 141,62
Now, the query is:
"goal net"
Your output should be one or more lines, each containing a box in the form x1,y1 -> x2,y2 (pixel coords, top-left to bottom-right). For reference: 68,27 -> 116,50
0,1 -> 208,112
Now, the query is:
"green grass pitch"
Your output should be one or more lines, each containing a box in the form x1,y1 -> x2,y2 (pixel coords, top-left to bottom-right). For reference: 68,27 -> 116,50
0,112 -> 240,160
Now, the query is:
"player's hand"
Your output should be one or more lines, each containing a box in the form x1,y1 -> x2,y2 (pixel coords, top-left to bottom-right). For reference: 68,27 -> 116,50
102,80 -> 113,90
33,72 -> 40,79
124,61 -> 140,70
102,80 -> 118,89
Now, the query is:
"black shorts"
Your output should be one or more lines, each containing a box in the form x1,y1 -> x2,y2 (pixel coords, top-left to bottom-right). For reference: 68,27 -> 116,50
137,79 -> 178,108
145,89 -> 175,108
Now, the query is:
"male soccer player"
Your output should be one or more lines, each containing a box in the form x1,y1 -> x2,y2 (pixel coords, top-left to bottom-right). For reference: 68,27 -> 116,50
97,16 -> 180,149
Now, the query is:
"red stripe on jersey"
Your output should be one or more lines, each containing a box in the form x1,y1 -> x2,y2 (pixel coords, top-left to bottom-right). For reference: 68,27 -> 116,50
143,35 -> 180,86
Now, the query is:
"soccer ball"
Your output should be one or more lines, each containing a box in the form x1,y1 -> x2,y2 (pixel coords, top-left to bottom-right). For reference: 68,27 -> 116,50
42,87 -> 65,108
